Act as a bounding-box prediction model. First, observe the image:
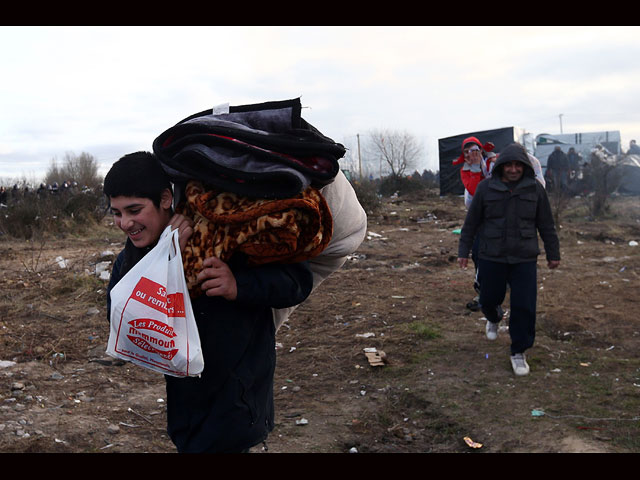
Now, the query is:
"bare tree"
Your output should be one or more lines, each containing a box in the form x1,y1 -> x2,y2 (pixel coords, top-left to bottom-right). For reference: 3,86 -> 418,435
366,129 -> 423,178
45,151 -> 103,189
44,159 -> 62,186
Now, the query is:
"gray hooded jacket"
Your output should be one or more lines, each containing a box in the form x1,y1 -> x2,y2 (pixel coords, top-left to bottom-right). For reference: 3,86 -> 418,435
458,143 -> 560,264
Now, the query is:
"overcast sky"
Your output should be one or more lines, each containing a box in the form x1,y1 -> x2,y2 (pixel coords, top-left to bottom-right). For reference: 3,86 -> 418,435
1,25 -> 639,184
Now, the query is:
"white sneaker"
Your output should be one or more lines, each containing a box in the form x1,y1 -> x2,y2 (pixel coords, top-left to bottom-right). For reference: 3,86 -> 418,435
510,353 -> 530,376
485,320 -> 499,340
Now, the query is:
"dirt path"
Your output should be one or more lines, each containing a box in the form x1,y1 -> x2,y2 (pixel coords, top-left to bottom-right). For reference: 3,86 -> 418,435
1,193 -> 639,453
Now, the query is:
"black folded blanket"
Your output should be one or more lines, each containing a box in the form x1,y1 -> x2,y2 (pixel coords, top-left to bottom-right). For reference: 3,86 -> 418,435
152,98 -> 346,199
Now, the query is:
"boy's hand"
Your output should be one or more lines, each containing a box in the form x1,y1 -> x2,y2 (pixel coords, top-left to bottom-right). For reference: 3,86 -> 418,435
458,257 -> 468,269
196,256 -> 238,301
168,213 -> 194,253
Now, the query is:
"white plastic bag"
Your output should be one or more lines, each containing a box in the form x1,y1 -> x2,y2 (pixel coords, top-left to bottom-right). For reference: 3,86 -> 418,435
107,226 -> 204,377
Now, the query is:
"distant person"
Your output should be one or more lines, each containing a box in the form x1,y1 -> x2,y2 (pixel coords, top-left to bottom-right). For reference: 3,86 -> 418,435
452,136 -> 495,209
627,140 -> 640,155
452,136 -> 495,312
545,146 -> 569,191
567,147 -> 582,180
10,184 -> 20,203
457,143 -> 560,376
485,151 -> 497,174
104,151 -> 313,453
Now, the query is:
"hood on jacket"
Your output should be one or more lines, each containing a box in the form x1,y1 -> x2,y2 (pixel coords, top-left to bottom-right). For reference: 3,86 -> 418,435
492,143 -> 535,179
452,136 -> 496,165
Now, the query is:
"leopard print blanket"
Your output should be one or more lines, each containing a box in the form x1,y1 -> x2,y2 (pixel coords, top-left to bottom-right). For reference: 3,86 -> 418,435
177,180 -> 333,298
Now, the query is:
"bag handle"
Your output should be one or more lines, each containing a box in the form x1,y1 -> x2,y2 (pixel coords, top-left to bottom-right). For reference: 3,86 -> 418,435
168,228 -> 180,261
158,226 -> 180,261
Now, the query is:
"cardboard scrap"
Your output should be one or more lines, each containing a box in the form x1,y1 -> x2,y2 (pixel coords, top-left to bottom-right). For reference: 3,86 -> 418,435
463,436 -> 483,449
363,347 -> 387,367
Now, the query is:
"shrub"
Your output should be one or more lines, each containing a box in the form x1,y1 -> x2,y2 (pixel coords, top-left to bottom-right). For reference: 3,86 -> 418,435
379,175 -> 426,197
0,190 -> 107,240
351,179 -> 382,214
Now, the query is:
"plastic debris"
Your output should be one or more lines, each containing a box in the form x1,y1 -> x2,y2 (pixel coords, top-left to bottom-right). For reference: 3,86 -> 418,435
0,360 -> 16,369
531,409 -> 545,417
295,418 -> 308,426
95,261 -> 112,280
463,436 -> 483,448
629,240 -> 638,247
452,228 -> 461,235
55,256 -> 68,269
355,332 -> 376,338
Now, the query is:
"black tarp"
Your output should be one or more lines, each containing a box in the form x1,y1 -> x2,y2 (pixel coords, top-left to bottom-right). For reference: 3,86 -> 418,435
438,127 -> 523,196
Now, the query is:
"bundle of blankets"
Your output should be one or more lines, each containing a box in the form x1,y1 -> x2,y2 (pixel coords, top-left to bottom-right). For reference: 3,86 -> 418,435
176,179 -> 333,297
152,98 -> 347,298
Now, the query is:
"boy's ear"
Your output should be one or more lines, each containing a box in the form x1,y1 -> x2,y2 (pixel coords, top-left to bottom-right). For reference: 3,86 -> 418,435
160,188 -> 173,210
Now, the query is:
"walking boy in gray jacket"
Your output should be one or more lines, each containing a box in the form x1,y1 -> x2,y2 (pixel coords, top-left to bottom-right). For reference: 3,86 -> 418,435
458,143 -> 560,376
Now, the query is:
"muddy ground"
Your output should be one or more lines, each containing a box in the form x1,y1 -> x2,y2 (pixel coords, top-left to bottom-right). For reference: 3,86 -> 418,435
1,190 -> 639,453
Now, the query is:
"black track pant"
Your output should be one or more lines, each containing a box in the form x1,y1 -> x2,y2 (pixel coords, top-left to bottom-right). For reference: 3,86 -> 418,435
478,259 -> 537,355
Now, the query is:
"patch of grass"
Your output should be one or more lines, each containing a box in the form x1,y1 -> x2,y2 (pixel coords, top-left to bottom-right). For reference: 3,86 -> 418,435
405,351 -> 437,365
50,271 -> 104,297
611,423 -> 640,451
404,320 -> 441,340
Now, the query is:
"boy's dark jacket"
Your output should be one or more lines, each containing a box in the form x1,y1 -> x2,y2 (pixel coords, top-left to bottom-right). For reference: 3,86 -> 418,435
458,144 -> 561,264
107,240 -> 313,453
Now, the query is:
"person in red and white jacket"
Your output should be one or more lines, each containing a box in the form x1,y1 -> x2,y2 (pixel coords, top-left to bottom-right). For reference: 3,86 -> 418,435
452,136 -> 495,209
453,137 -> 495,311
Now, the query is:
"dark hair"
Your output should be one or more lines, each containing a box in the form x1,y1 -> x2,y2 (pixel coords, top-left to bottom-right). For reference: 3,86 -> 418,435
104,151 -> 172,207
